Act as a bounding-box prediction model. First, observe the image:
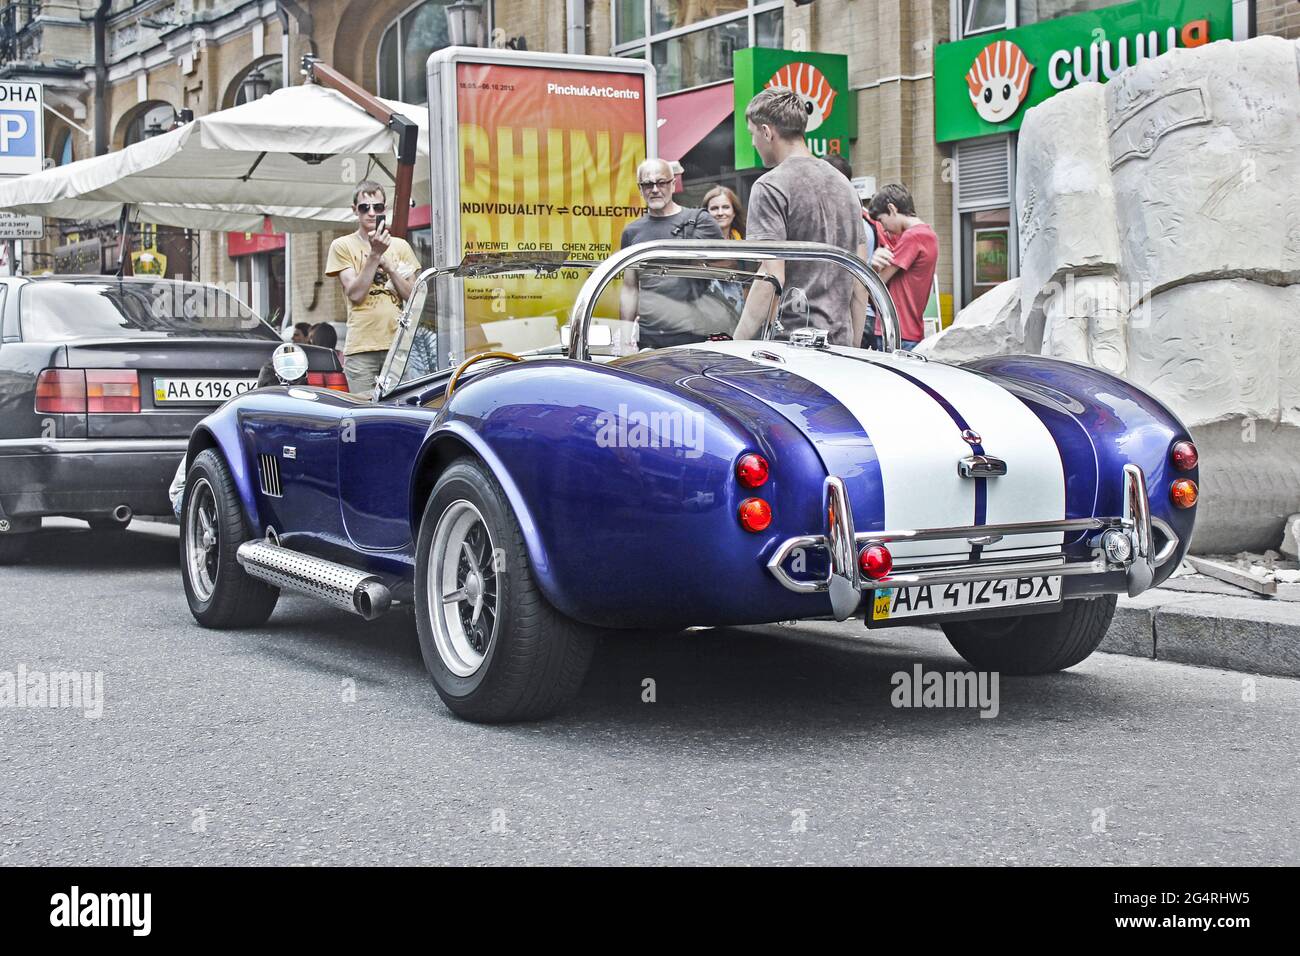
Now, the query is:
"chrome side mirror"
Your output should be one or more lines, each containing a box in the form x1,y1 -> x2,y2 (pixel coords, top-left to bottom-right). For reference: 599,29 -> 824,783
271,343 -> 310,384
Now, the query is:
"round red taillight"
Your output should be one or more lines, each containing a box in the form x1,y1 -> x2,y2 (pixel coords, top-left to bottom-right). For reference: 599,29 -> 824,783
1171,440 -> 1198,471
736,453 -> 770,488
858,544 -> 893,580
737,497 -> 772,533
1171,478 -> 1198,509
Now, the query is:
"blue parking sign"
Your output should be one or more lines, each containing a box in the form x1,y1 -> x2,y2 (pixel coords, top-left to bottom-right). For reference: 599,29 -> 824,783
0,82 -> 44,176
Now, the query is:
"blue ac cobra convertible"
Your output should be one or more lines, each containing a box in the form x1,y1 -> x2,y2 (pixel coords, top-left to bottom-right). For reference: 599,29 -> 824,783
179,240 -> 1198,722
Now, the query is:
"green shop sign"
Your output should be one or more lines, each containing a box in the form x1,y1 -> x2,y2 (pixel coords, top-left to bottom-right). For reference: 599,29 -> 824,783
934,0 -> 1233,143
734,48 -> 854,170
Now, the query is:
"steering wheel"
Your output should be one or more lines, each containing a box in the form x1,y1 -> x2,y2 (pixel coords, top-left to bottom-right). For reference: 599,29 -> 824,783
445,351 -> 523,401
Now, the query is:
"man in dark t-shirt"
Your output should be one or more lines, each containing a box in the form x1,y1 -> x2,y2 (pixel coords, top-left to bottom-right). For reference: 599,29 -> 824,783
619,158 -> 724,349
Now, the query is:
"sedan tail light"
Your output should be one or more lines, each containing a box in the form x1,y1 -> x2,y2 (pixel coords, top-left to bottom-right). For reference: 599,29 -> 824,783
36,369 -> 141,413
307,371 -> 350,392
86,370 -> 140,413
35,369 -> 86,413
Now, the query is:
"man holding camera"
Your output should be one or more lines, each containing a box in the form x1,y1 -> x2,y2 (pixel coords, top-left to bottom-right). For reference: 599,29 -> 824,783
326,180 -> 421,394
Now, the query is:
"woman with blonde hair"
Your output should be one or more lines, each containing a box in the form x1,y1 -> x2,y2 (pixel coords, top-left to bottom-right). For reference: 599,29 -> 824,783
702,185 -> 746,240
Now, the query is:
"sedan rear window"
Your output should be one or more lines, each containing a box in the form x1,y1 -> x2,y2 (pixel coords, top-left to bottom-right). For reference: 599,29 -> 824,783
20,281 -> 280,341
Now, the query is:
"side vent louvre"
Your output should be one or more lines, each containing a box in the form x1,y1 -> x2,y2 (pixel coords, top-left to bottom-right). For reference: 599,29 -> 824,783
258,453 -> 282,498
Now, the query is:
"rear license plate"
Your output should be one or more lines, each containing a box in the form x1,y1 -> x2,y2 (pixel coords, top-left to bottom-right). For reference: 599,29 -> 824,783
154,377 -> 257,404
867,575 -> 1063,627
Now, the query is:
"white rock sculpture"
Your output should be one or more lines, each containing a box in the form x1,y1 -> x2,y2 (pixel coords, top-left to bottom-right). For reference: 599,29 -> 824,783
925,36 -> 1300,552
1282,514 -> 1300,561
916,277 -> 1022,360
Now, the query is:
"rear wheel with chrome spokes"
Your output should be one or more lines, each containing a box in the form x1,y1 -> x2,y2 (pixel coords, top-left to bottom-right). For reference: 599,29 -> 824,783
414,458 -> 597,722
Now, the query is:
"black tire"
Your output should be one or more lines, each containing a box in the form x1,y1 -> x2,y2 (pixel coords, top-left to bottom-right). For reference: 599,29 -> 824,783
180,448 -> 279,628
941,594 -> 1118,674
413,458 -> 596,722
87,515 -> 132,532
0,532 -> 31,565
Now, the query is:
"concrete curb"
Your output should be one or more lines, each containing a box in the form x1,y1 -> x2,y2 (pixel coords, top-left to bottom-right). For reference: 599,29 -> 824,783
1104,589 -> 1300,678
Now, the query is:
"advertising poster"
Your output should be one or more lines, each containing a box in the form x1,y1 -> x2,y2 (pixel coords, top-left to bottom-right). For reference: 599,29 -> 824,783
454,61 -> 649,337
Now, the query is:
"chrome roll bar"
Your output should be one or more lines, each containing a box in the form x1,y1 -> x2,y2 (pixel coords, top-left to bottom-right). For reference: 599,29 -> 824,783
565,239 -> 901,360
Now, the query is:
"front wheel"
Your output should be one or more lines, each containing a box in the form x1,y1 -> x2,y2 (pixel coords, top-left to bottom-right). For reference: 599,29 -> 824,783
180,449 -> 279,628
413,459 -> 596,722
941,594 -> 1118,674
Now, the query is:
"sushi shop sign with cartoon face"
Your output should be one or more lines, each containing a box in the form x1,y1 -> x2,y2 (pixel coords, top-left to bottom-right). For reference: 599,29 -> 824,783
934,0 -> 1232,143
733,48 -> 854,170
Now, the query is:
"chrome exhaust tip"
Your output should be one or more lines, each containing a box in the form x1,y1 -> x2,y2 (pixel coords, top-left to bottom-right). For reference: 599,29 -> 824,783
111,504 -> 132,523
354,581 -> 392,621
236,539 -> 392,620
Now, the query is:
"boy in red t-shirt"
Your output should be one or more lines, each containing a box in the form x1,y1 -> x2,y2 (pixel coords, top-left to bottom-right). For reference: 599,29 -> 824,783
867,184 -> 938,350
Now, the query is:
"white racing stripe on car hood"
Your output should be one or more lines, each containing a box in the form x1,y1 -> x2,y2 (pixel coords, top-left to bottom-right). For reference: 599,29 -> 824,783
685,340 -> 1066,560
688,340 -> 977,560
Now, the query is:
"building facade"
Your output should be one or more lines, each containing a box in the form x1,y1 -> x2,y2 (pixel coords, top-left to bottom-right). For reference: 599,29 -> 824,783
1,0 -> 1293,326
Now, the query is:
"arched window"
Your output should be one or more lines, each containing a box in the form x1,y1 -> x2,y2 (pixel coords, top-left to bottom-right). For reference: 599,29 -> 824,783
377,0 -> 457,104
57,131 -> 73,166
124,103 -> 178,146
233,58 -> 285,106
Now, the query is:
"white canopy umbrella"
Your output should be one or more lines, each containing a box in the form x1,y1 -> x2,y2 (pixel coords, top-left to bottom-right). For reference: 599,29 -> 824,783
0,83 -> 430,232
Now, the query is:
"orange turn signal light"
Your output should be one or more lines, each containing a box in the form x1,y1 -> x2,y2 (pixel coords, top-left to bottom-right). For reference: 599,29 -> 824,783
1171,478 -> 1198,509
738,498 -> 772,533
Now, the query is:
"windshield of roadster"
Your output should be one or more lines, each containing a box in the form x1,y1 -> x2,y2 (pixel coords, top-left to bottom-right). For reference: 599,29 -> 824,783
380,245 -> 888,393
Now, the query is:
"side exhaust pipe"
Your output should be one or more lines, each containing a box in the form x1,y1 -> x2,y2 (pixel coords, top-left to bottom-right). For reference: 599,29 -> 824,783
111,504 -> 132,523
236,539 -> 392,621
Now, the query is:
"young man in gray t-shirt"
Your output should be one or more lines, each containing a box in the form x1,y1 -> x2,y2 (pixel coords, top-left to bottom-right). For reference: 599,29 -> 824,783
733,90 -> 869,346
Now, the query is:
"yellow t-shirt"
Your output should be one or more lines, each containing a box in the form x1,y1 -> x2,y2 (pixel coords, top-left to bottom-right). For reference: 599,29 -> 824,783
325,232 -> 422,355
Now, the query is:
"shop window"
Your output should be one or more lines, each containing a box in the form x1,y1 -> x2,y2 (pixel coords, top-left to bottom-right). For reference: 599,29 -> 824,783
651,18 -> 747,94
962,208 -> 1011,303
962,0 -> 1010,36
651,0 -> 747,34
1016,0 -> 1108,28
614,1 -> 785,93
616,0 -> 646,45
235,250 -> 286,324
754,7 -> 783,47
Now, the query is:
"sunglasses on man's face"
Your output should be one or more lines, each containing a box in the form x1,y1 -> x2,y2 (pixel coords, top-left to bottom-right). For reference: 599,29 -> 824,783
356,202 -> 386,214
638,180 -> 673,192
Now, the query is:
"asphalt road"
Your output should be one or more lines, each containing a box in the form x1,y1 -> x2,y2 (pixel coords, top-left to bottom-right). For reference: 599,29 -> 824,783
2,519 -> 1297,866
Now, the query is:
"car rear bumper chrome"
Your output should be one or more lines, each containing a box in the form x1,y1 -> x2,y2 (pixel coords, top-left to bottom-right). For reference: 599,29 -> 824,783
768,465 -> 1177,620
